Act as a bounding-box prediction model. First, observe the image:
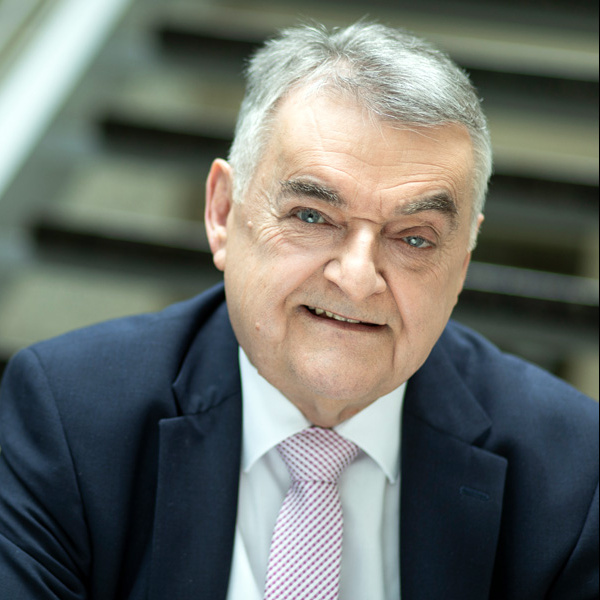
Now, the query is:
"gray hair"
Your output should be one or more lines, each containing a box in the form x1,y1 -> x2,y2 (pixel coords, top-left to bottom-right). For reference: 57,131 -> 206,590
228,21 -> 492,249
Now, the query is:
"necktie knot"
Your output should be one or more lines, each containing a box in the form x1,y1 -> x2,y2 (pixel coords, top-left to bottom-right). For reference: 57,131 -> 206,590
277,426 -> 359,484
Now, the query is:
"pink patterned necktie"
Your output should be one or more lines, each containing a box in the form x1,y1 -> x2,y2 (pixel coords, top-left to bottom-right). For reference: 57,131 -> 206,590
263,427 -> 359,600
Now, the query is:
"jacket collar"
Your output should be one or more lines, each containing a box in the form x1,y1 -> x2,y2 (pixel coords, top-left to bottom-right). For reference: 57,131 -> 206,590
404,325 -> 492,444
172,298 -> 241,416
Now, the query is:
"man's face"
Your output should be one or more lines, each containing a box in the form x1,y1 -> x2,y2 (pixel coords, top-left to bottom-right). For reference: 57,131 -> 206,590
206,92 -> 478,427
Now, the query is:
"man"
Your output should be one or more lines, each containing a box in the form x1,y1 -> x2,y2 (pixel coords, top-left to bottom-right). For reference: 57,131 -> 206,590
0,22 -> 597,600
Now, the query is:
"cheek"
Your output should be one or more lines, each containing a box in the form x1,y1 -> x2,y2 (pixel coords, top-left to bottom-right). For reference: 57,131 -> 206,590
227,243 -> 326,331
388,262 -> 463,330
254,234 -> 331,296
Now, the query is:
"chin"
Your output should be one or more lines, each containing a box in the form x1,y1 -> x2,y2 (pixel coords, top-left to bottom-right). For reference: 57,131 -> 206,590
298,393 -> 368,427
297,371 -> 381,412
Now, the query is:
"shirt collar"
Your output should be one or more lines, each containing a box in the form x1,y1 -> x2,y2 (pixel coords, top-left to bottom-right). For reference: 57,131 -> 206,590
239,347 -> 405,483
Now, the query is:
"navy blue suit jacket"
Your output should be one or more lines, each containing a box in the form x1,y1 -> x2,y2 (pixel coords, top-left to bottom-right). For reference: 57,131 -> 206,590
0,284 -> 598,599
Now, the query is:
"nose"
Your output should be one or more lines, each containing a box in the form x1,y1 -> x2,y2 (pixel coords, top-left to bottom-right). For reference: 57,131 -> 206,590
323,228 -> 386,302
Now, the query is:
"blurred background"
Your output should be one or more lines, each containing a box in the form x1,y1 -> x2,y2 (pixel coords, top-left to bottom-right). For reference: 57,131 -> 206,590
0,0 -> 597,399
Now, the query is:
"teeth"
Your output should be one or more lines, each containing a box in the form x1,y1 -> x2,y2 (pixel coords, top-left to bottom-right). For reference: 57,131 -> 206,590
308,306 -> 361,324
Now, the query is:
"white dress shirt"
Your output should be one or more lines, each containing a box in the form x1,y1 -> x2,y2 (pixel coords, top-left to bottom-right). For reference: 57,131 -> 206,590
226,348 -> 405,600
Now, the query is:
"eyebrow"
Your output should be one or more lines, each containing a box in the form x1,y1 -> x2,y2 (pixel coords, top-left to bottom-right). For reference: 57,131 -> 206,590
398,192 -> 459,227
279,179 -> 344,207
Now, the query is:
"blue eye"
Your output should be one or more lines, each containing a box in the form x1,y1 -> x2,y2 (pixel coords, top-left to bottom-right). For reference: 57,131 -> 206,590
404,236 -> 432,249
296,208 -> 326,224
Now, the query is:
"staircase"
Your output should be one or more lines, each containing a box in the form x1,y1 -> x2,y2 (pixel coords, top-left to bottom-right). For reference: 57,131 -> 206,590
0,0 -> 597,398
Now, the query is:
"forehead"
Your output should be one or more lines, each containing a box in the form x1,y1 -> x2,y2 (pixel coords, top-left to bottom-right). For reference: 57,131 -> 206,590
259,91 -> 475,214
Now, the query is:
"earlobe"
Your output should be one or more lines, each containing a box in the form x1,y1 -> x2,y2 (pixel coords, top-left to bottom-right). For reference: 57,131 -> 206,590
205,159 -> 234,272
474,213 -> 484,242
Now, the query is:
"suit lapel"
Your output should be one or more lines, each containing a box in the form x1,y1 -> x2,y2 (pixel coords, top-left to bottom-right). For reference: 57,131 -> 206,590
400,331 -> 508,600
148,301 -> 242,600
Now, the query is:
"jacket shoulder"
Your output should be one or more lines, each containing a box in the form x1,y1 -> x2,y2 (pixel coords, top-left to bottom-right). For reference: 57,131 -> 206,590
442,319 -> 596,413
440,319 -> 598,476
19,284 -> 225,394
1,283 -> 229,440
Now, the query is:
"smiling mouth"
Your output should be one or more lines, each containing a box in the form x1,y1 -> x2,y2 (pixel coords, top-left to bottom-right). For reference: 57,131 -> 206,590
305,306 -> 379,326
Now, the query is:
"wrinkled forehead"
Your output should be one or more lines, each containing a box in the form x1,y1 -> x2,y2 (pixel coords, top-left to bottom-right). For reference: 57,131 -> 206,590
276,91 -> 472,175
270,86 -> 472,157
261,89 -> 476,213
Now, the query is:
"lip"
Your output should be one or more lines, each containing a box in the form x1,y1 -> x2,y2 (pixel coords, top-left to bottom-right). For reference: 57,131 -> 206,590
302,305 -> 383,329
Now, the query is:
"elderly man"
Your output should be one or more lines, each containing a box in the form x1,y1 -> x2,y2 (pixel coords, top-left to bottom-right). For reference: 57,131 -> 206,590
0,22 -> 597,600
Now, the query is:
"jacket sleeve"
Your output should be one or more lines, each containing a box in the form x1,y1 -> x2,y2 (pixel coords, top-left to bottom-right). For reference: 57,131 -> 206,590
0,348 -> 89,599
548,483 -> 599,600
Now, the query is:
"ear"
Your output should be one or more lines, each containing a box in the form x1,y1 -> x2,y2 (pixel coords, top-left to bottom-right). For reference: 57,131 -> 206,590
205,159 -> 234,271
456,213 -> 484,298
